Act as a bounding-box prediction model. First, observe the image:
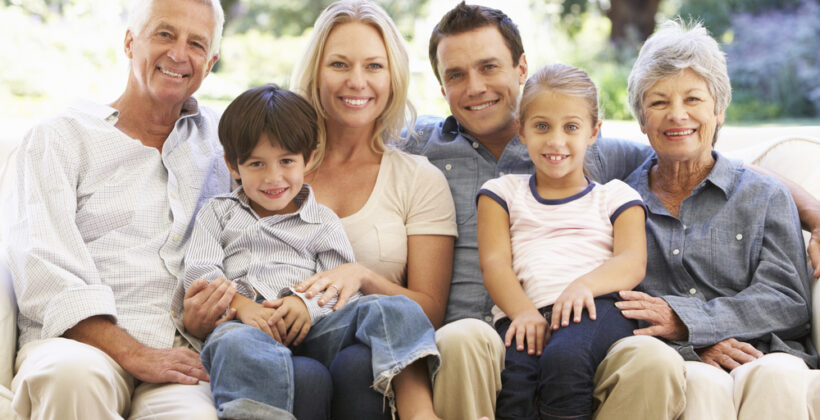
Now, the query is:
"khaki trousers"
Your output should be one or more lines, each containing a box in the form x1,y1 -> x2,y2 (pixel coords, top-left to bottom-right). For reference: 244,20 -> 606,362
683,352 -> 820,420
431,322 -> 688,420
12,337 -> 216,420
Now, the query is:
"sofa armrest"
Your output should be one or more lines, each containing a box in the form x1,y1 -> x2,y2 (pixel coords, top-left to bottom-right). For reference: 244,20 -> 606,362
739,136 -> 820,353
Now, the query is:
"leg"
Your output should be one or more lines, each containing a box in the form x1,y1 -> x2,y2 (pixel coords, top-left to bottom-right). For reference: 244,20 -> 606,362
11,337 -> 132,420
592,335 -> 685,420
292,356 -> 332,420
297,295 -> 439,414
538,297 -> 635,420
392,359 -> 441,420
681,361 -> 734,420
329,344 -> 390,420
495,317 -> 540,420
200,321 -> 296,420
433,318 -> 505,420
129,382 -> 216,420
732,352 -> 814,420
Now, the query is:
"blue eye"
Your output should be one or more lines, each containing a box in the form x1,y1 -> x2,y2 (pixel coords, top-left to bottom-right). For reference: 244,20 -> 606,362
565,123 -> 579,131
367,63 -> 384,70
535,122 -> 548,130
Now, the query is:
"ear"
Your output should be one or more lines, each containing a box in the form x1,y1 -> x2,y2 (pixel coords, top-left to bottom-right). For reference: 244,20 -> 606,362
204,53 -> 219,78
306,150 -> 316,166
588,120 -> 602,146
440,85 -> 446,98
716,108 -> 726,126
516,119 -> 526,145
124,30 -> 135,59
224,156 -> 241,180
517,53 -> 528,85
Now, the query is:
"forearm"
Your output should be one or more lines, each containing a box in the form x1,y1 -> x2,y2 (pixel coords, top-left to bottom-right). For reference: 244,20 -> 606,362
483,265 -> 537,320
578,252 -> 646,296
63,315 -> 145,366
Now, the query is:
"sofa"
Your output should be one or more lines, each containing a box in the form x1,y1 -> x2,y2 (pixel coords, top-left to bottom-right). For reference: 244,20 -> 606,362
1,135 -> 819,418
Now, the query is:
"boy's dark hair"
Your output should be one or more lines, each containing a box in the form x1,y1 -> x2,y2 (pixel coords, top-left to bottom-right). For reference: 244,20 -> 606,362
219,84 -> 318,169
428,1 -> 524,85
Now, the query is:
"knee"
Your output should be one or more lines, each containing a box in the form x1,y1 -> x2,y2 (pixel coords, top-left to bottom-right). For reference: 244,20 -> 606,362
686,361 -> 733,395
21,340 -> 116,392
329,344 -> 372,381
294,356 -> 332,399
605,336 -> 684,382
202,322 -> 289,369
436,319 -> 504,364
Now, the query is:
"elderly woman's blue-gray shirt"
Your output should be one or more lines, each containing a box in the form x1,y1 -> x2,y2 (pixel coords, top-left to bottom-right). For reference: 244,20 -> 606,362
589,143 -> 817,367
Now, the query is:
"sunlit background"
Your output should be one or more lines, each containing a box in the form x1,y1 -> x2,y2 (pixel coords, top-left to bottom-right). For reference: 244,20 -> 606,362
1,0 -> 818,150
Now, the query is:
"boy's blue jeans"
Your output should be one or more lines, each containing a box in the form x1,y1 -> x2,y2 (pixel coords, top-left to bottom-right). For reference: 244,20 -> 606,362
495,294 -> 636,420
200,294 -> 440,420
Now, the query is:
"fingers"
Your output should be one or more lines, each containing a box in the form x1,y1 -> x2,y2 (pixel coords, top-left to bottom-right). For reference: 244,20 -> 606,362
318,283 -> 339,306
618,290 -> 652,301
184,278 -> 207,299
535,323 -> 545,356
214,308 -> 236,326
504,324 -> 516,348
808,236 -> 820,278
262,298 -> 284,309
526,323 -> 537,355
632,324 -> 665,336
550,305 -> 561,331
560,301 -> 572,328
293,274 -> 318,294
292,322 -> 311,347
333,287 -> 354,311
585,296 -> 596,321
515,325 -> 526,352
733,340 -> 764,359
305,275 -> 332,299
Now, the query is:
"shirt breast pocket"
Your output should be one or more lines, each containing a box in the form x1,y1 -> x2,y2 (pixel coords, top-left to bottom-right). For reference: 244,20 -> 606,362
429,157 -> 478,225
710,226 -> 762,290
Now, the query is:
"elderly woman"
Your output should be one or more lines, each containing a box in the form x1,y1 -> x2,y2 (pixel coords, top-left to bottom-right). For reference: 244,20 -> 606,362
589,20 -> 818,418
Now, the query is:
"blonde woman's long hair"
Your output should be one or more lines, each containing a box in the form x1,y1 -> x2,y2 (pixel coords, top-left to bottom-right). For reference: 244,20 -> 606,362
290,0 -> 416,171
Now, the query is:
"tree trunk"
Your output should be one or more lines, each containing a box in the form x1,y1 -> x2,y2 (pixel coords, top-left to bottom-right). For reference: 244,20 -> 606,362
606,0 -> 661,46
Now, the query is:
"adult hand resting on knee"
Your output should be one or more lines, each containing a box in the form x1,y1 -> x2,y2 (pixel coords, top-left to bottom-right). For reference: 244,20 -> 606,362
696,338 -> 763,371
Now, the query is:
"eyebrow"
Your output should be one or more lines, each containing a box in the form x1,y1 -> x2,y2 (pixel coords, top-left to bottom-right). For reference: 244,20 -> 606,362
325,53 -> 387,61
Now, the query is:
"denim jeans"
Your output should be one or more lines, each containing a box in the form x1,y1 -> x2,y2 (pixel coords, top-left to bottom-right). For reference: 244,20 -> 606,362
495,294 -> 636,420
329,344 -> 392,420
201,295 -> 440,419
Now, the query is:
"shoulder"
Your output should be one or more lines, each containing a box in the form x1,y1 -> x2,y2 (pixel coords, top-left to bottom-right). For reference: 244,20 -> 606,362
384,148 -> 443,179
480,174 -> 528,195
600,178 -> 642,198
400,114 -> 449,154
20,103 -> 114,157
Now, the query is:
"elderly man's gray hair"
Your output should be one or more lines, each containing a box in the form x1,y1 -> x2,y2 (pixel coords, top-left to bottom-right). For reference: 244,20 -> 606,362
127,0 -> 224,58
627,19 -> 731,129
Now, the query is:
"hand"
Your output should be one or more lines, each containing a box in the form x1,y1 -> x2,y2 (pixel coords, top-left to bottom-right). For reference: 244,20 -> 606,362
119,345 -> 209,385
551,280 -> 595,330
615,290 -> 688,341
293,263 -> 372,310
505,308 -> 549,356
697,338 -> 763,371
809,229 -> 820,278
264,296 -> 312,347
183,278 -> 237,339
235,299 -> 284,344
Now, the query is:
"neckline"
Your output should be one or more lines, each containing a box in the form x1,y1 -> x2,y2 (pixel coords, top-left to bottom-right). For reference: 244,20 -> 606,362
528,174 -> 596,205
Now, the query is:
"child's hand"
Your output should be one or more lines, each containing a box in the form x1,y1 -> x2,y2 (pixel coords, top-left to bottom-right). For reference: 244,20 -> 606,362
506,309 -> 549,356
551,280 -> 595,330
235,300 -> 283,343
265,296 -> 312,347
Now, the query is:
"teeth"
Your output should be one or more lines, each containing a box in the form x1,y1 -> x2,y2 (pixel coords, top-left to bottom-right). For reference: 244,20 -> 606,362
264,188 -> 286,195
160,68 -> 183,78
666,129 -> 695,136
545,154 -> 567,161
468,101 -> 495,111
342,98 -> 368,106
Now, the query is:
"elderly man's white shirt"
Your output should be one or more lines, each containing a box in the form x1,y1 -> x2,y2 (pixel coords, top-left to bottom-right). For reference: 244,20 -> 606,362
5,98 -> 230,350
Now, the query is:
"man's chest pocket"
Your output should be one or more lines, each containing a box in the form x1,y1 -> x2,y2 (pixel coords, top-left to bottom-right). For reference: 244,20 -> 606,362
430,157 -> 478,225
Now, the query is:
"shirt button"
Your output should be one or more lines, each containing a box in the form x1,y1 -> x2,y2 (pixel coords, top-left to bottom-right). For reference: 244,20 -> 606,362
484,315 -> 493,323
445,163 -> 452,171
173,235 -> 181,242
171,310 -> 177,318
472,142 -> 480,149
672,249 -> 680,256
171,193 -> 178,199
689,288 -> 697,295
736,234 -> 743,240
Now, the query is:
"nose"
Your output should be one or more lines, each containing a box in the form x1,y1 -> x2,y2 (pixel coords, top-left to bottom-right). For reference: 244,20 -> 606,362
264,166 -> 283,183
167,39 -> 186,63
346,66 -> 366,90
465,71 -> 487,96
667,100 -> 689,122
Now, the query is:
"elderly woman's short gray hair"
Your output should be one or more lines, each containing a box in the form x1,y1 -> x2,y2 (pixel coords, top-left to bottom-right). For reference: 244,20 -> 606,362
627,19 -> 731,129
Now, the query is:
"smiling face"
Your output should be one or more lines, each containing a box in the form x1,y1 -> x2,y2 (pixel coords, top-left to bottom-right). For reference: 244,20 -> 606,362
227,137 -> 309,218
519,90 -> 600,190
641,68 -> 725,164
318,22 -> 391,134
436,25 -> 527,146
124,0 -> 218,109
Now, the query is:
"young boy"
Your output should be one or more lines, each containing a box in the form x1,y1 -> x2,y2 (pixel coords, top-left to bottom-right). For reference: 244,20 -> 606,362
178,84 -> 441,420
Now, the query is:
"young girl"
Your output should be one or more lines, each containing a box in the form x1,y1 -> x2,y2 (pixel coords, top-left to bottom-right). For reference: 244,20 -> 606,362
477,64 -> 647,420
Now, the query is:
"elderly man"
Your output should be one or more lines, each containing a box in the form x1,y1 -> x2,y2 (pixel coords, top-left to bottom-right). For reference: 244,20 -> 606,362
5,1 -> 330,419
